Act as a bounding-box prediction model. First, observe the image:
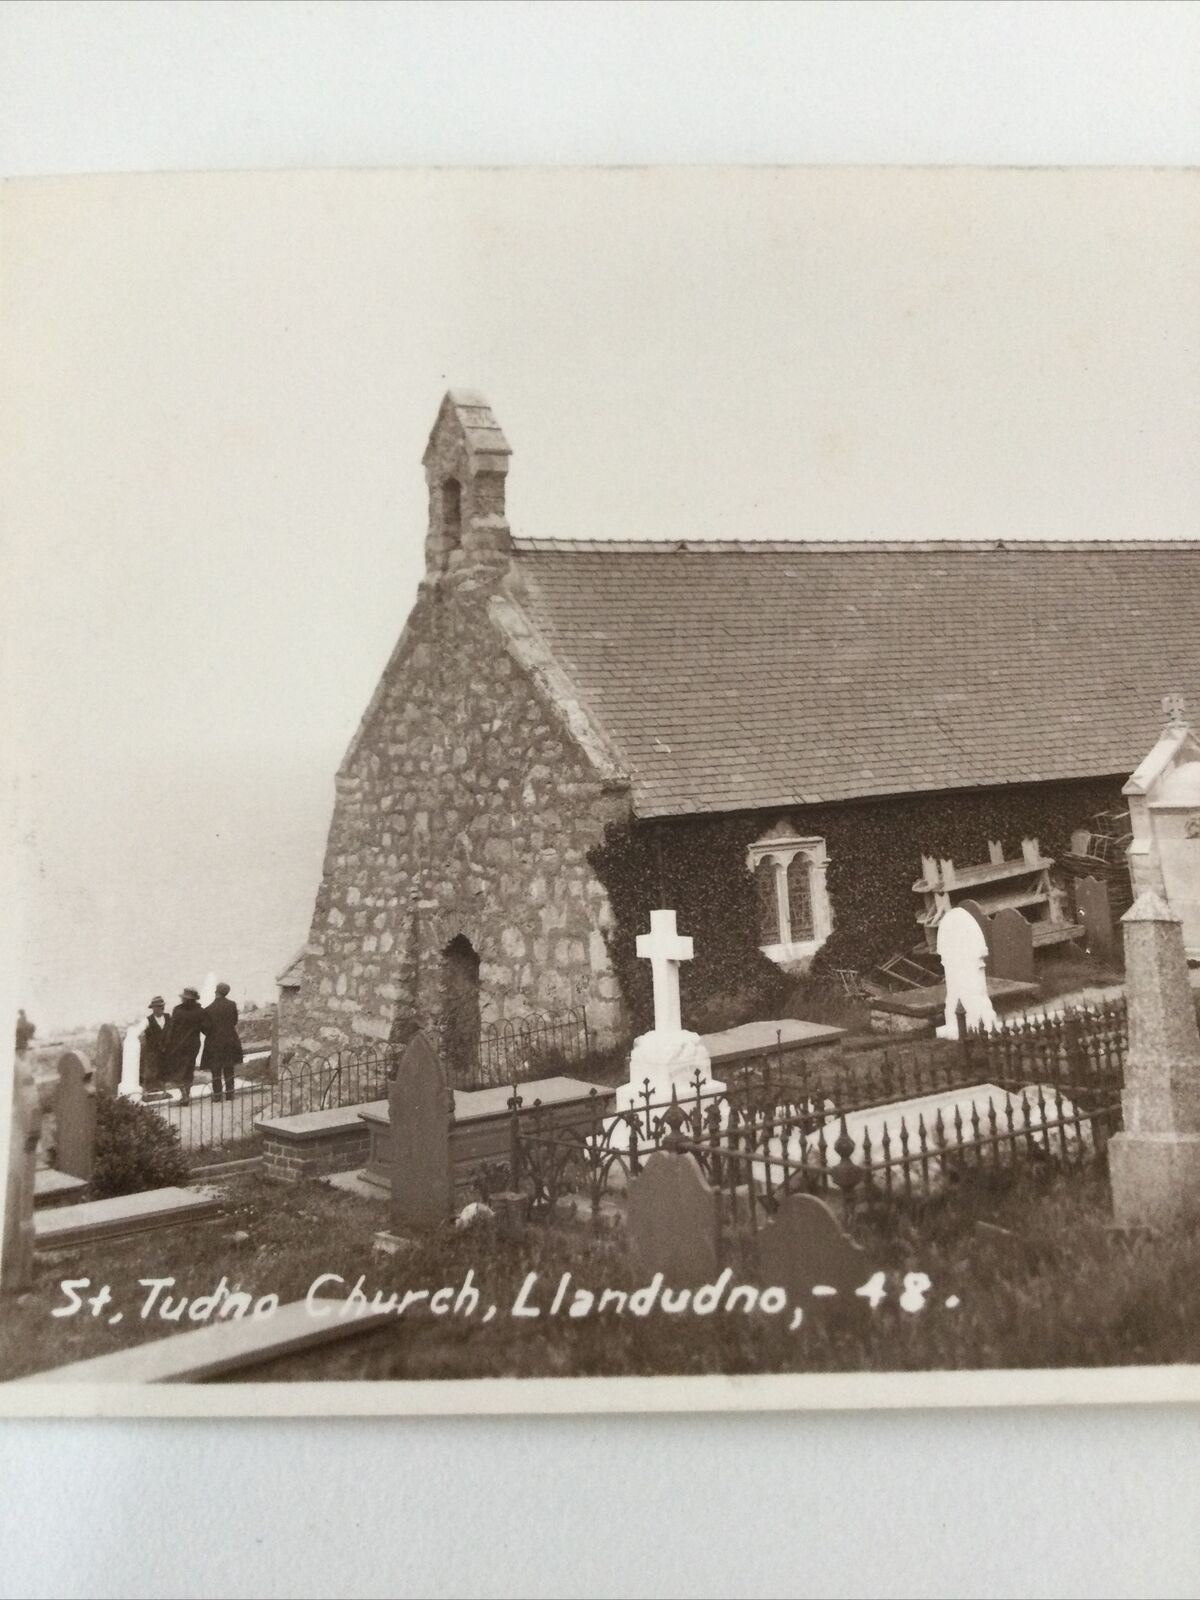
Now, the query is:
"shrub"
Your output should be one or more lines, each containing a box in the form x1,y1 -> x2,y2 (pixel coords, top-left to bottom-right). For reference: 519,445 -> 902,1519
91,1095 -> 188,1198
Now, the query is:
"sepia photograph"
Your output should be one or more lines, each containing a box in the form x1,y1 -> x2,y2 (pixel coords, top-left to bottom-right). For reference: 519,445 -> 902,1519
2,159 -> 1199,1416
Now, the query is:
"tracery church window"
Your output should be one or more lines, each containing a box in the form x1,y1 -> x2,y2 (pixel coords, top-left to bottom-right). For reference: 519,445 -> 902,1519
746,829 -> 831,965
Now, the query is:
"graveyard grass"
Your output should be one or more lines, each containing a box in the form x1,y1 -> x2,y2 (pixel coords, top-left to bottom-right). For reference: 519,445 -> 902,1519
4,1169 -> 1200,1383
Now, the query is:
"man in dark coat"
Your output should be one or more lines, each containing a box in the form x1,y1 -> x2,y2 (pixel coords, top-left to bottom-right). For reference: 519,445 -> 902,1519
139,995 -> 171,1089
166,987 -> 206,1103
200,983 -> 243,1102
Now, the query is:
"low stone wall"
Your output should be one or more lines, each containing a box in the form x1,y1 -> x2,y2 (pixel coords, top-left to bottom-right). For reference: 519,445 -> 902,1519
259,1106 -> 373,1185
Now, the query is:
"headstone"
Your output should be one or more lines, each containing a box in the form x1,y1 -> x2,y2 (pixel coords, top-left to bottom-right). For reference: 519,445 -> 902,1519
990,907 -> 1035,984
3,1052 -> 43,1293
1109,892 -> 1200,1228
613,910 -> 724,1113
757,1193 -> 870,1304
626,1150 -> 719,1286
92,1023 -> 122,1097
55,1051 -> 97,1180
935,906 -> 998,1039
958,898 -> 993,951
390,1031 -> 453,1233
1075,875 -> 1115,962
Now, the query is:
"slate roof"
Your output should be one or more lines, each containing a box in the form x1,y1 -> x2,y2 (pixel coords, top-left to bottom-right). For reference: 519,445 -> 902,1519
508,539 -> 1200,819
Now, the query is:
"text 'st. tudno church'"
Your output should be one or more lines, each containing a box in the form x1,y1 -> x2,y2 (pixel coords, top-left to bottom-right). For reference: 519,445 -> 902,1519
280,392 -> 1200,1058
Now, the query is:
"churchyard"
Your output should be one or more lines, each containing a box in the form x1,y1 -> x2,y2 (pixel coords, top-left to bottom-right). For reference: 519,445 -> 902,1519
5,702 -> 1200,1387
6,856 -> 1200,1386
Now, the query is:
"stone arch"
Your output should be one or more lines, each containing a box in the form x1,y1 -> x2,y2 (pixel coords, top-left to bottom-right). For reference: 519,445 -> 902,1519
439,933 -> 482,1085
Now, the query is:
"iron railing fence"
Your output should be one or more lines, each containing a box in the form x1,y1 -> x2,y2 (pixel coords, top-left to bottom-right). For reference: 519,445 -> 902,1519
150,1007 -> 595,1150
507,1001 -> 1127,1228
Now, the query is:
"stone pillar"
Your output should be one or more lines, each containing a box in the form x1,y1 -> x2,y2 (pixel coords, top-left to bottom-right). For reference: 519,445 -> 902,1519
3,1051 -> 42,1294
1108,892 -> 1200,1228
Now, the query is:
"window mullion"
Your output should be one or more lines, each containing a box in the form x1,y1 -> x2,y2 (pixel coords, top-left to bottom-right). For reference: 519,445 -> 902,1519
774,859 -> 791,946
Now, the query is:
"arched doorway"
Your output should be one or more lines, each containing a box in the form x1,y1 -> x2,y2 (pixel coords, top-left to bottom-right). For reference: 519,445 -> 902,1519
440,934 -> 481,1086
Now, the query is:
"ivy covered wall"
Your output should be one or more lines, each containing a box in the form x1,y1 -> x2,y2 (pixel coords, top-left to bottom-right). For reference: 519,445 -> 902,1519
589,774 -> 1126,1034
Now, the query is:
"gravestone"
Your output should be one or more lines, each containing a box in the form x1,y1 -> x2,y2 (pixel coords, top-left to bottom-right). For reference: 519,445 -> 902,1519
1109,892 -> 1200,1228
3,1052 -> 43,1293
55,1051 -> 97,1180
390,1031 -> 453,1233
626,1150 -> 719,1286
757,1193 -> 870,1305
614,909 -> 723,1114
935,906 -> 998,1039
1075,875 -> 1115,963
990,907 -> 1035,984
958,898 -> 993,952
93,1023 -> 123,1098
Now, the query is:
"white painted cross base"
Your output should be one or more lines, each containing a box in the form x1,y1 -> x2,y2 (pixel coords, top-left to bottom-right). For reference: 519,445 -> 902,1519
615,1029 -> 725,1115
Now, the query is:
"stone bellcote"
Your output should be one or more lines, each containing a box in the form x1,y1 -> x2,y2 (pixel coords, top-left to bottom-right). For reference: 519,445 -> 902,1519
422,390 -> 512,579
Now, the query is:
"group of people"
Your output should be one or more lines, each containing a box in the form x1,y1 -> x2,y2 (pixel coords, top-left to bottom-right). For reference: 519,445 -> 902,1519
140,984 -> 244,1103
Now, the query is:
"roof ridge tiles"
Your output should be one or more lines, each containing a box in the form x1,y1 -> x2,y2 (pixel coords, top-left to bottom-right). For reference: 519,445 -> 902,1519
512,537 -> 1200,555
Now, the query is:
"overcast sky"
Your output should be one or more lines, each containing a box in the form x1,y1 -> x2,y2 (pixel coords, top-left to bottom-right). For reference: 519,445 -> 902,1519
4,166 -> 1198,1023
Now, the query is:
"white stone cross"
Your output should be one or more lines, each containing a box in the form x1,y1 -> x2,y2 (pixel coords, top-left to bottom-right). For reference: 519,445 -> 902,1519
636,909 -> 693,1034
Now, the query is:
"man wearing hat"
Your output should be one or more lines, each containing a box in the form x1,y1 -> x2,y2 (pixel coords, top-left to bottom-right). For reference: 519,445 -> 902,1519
165,987 -> 206,1103
200,983 -> 244,1103
139,995 -> 171,1090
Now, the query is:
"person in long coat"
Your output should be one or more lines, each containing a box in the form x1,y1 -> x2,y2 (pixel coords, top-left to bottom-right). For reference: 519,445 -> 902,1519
200,983 -> 243,1102
139,995 -> 171,1089
165,987 -> 206,1103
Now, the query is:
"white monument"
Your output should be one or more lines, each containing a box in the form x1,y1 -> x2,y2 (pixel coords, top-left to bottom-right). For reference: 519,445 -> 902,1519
935,905 -> 998,1039
614,910 -> 724,1113
1124,695 -> 1200,961
119,1023 -> 145,1102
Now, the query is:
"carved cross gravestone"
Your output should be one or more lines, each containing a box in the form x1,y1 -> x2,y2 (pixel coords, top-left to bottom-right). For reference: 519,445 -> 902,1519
93,1023 -> 123,1098
390,1031 -> 454,1233
55,1051 -> 97,1181
1075,875 -> 1115,963
757,1192 -> 871,1309
626,1149 -> 720,1286
636,908 -> 693,1034
990,907 -> 1035,985
3,1052 -> 43,1294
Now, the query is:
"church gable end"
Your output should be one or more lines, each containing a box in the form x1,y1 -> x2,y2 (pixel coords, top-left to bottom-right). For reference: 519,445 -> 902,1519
298,395 -> 631,1051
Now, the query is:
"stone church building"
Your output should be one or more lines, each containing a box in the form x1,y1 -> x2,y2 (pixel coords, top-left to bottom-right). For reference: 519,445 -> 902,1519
284,391 -> 1200,1054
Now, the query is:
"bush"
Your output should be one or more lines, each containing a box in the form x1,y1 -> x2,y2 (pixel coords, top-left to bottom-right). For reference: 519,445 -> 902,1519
91,1095 -> 188,1198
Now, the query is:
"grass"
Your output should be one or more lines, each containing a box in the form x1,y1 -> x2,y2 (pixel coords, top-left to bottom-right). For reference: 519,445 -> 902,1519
4,1165 -> 1199,1385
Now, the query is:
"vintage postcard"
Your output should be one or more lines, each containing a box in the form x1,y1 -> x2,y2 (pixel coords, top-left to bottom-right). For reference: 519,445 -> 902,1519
2,165 -> 1198,1417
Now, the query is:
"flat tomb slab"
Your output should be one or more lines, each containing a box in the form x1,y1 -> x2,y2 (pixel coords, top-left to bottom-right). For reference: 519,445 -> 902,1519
34,1169 -> 89,1208
701,1018 -> 845,1066
359,1075 -> 614,1194
14,1299 -> 391,1385
35,1187 -> 222,1251
870,976 -> 1039,1019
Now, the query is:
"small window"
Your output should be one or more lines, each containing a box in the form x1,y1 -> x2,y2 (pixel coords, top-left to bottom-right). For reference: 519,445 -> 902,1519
746,831 -> 831,964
